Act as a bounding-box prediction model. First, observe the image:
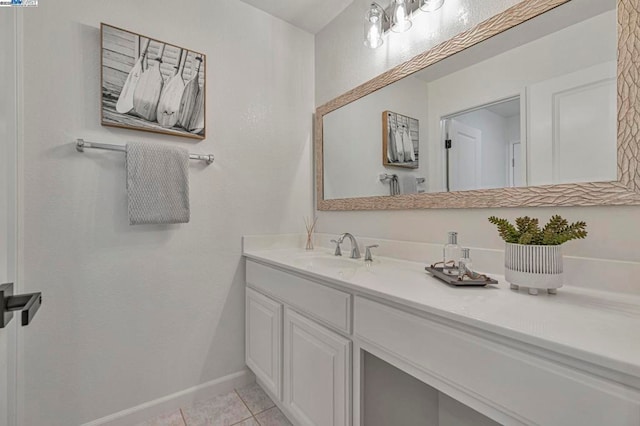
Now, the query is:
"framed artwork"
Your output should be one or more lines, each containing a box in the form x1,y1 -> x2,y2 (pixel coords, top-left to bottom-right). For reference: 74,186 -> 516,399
101,23 -> 206,140
382,110 -> 419,169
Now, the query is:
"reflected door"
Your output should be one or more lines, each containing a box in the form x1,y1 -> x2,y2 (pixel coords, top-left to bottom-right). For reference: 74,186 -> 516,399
448,119 -> 482,191
510,142 -> 524,187
528,61 -> 617,185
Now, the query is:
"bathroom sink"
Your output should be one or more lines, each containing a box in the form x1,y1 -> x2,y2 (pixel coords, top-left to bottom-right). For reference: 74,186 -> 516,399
293,255 -> 362,270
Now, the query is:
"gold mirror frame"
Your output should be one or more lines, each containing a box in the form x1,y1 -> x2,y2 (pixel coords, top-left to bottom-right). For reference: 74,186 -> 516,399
315,0 -> 640,210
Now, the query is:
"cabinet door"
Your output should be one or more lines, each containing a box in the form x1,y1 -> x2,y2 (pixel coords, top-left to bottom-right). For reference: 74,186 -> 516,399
284,308 -> 350,426
246,287 -> 282,399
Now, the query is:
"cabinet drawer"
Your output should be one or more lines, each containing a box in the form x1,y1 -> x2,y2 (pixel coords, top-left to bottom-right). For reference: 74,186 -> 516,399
247,260 -> 351,333
355,296 -> 640,426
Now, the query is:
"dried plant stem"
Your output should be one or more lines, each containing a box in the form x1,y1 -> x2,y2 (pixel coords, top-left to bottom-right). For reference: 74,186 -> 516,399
304,216 -> 318,250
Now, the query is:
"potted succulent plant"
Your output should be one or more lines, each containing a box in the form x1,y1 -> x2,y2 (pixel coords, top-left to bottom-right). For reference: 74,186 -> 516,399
488,215 -> 587,295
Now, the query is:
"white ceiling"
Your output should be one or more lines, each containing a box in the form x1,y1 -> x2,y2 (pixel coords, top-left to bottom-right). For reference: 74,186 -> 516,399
238,0 -> 354,34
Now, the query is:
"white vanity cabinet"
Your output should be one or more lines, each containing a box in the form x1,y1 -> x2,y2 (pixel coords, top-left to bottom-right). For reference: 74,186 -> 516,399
245,259 -> 352,426
244,252 -> 640,426
354,296 -> 640,426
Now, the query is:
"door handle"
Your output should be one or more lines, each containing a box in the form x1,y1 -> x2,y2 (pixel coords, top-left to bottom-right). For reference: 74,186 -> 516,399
1,283 -> 42,328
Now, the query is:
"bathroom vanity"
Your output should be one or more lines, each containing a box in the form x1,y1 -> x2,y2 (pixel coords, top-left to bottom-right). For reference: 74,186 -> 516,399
243,236 -> 640,426
242,0 -> 640,423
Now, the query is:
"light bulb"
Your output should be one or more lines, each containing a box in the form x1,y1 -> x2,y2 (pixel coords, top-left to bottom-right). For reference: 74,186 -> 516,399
420,0 -> 444,12
391,0 -> 412,33
364,3 -> 384,48
366,25 -> 383,48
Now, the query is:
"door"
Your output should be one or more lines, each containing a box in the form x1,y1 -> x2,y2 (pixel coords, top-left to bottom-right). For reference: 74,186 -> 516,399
246,287 -> 282,399
0,253 -> 14,426
0,295 -> 13,426
528,61 -> 617,185
0,260 -> 16,426
283,308 -> 350,426
509,142 -> 524,187
1,9 -> 18,426
448,119 -> 482,191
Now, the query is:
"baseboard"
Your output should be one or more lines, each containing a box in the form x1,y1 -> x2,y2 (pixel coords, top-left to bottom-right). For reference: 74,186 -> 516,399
82,369 -> 255,426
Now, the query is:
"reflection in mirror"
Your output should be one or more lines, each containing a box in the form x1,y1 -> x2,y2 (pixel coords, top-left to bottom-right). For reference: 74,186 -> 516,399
444,97 -> 522,192
322,0 -> 617,200
383,111 -> 419,169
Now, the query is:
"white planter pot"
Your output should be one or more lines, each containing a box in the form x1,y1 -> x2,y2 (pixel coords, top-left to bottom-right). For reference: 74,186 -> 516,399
504,243 -> 563,295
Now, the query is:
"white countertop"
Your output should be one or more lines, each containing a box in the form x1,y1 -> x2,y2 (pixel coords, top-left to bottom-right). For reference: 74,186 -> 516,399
244,247 -> 640,381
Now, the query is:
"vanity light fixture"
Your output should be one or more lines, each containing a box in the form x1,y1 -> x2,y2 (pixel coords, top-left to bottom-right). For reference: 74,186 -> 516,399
364,0 -> 446,48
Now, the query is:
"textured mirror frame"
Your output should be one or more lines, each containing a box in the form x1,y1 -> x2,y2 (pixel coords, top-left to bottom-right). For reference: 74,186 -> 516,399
316,0 -> 640,210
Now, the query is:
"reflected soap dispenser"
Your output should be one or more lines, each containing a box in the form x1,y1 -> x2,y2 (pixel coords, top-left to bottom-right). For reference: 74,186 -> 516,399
442,231 -> 462,276
458,248 -> 472,279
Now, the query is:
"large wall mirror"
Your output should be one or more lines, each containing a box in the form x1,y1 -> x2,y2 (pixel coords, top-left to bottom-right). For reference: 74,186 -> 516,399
316,0 -> 640,210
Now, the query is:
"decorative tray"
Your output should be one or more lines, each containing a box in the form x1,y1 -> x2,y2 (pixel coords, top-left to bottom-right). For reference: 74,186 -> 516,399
425,266 -> 498,287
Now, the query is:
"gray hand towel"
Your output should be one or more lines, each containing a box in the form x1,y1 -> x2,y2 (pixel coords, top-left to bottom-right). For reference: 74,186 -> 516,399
400,175 -> 418,195
126,141 -> 190,225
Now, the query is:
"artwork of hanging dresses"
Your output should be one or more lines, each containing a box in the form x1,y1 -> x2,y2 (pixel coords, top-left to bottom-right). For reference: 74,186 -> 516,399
382,111 -> 419,169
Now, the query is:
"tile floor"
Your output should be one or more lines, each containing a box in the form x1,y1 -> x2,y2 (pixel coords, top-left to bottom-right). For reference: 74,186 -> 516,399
136,383 -> 292,426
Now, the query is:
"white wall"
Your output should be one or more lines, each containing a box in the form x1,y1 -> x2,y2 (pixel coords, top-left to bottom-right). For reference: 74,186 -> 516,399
315,1 -> 640,265
506,115 -> 519,145
323,76 -> 428,199
19,1 -> 314,424
316,0 -> 524,107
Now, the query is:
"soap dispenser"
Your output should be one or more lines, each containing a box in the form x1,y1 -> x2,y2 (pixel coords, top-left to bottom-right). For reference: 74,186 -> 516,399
458,248 -> 472,279
442,232 -> 462,276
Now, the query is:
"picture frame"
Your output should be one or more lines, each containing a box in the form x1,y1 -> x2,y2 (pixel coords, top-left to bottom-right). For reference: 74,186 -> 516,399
382,110 -> 419,169
101,23 -> 206,140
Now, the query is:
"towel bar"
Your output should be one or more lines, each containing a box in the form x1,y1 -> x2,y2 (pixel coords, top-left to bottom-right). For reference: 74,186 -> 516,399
75,139 -> 214,165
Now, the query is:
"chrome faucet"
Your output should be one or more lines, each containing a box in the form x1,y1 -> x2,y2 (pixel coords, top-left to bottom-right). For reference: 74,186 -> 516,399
330,239 -> 342,256
364,245 -> 379,262
337,233 -> 361,259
